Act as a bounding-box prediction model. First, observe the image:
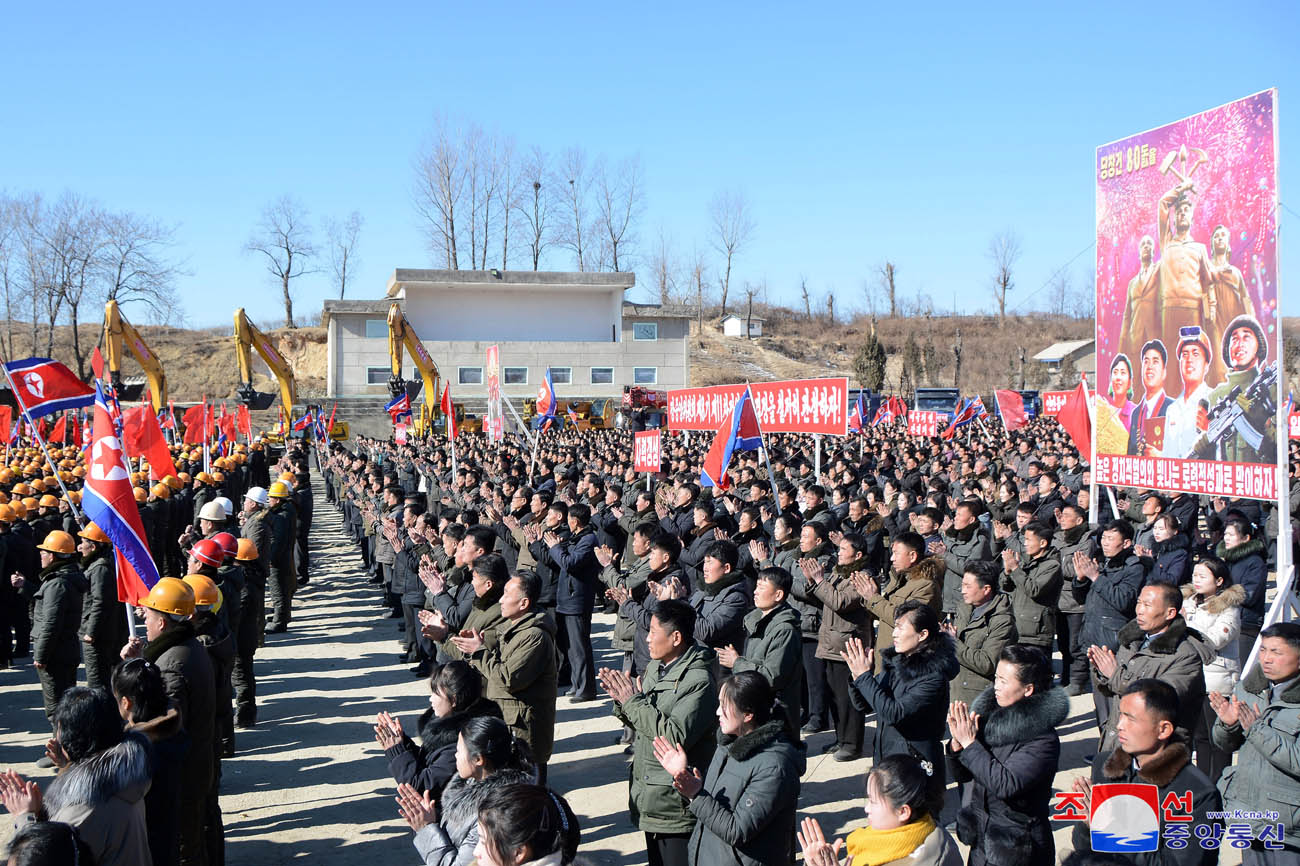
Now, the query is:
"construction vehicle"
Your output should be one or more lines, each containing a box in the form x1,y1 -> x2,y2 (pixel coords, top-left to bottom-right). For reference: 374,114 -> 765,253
103,300 -> 167,411
233,308 -> 297,429
617,386 -> 668,429
387,302 -> 443,435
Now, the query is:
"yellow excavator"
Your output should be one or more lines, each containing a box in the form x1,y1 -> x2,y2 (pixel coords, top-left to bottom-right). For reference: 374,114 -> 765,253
103,300 -> 167,412
386,303 -> 480,435
233,308 -> 298,442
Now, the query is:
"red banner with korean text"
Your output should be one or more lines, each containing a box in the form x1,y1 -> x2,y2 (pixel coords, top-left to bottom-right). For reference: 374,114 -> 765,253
634,429 -> 662,473
1095,91 -> 1280,500
1290,413 -> 1300,440
1042,389 -> 1096,417
907,411 -> 941,438
667,377 -> 848,435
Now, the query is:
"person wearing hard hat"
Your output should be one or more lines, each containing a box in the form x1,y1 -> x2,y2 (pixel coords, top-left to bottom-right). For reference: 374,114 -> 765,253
28,529 -> 88,724
291,470 -> 313,587
77,522 -> 125,693
146,482 -> 173,576
3,501 -> 38,661
121,577 -> 214,866
264,481 -> 298,632
180,500 -> 228,564
190,471 -> 218,533
231,536 -> 262,727
238,486 -> 272,640
185,570 -> 236,769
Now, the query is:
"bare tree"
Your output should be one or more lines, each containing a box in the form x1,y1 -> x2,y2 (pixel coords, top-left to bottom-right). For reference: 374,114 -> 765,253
463,125 -> 504,270
98,209 -> 182,324
557,147 -> 592,271
800,276 -> 812,319
988,230 -> 1021,324
689,245 -> 708,339
878,261 -> 899,317
412,118 -> 465,269
516,147 -> 554,271
33,193 -> 101,370
0,195 -> 20,359
825,290 -> 835,325
708,190 -> 755,315
744,281 -> 764,339
594,155 -> 643,272
245,196 -> 316,328
495,137 -> 522,269
648,227 -> 679,305
323,211 -> 363,300
1046,270 -> 1071,316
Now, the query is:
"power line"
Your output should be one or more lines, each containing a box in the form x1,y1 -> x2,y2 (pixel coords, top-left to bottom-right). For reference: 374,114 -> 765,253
1007,240 -> 1096,315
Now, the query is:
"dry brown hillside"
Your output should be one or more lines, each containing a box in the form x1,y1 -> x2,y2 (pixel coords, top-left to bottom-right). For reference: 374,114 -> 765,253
9,313 -> 1300,400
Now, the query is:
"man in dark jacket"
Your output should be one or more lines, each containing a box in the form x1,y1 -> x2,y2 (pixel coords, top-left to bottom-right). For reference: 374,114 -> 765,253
124,576 -> 216,866
945,561 -> 1017,706
1075,519 -> 1147,730
1073,679 -> 1219,866
1055,504 -> 1094,695
28,530 -> 87,723
1000,521 -> 1062,651
546,502 -> 601,702
681,540 -> 750,677
76,524 -> 124,693
935,499 -> 992,614
264,482 -> 299,632
719,566 -> 803,735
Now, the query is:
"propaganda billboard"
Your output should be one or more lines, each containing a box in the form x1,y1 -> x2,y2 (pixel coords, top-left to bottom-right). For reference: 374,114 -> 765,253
1093,90 -> 1281,500
667,377 -> 848,435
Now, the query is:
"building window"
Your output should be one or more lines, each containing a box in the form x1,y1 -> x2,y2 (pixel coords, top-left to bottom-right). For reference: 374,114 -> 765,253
503,367 -> 528,385
633,367 -> 657,385
549,367 -> 572,384
364,319 -> 387,339
590,367 -> 614,385
458,367 -> 483,385
633,322 -> 658,341
366,366 -> 390,385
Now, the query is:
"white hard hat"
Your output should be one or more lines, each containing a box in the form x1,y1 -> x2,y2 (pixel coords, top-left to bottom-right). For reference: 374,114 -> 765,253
244,486 -> 269,507
198,501 -> 227,522
213,496 -> 234,517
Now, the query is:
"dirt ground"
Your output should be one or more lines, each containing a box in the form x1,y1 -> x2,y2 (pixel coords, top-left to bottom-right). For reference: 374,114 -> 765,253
0,479 -> 1246,864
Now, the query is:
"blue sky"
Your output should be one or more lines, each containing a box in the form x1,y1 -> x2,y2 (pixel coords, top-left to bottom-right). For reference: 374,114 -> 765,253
2,1 -> 1296,328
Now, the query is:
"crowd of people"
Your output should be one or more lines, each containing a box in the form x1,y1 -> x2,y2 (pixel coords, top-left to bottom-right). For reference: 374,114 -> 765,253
4,411 -> 1300,866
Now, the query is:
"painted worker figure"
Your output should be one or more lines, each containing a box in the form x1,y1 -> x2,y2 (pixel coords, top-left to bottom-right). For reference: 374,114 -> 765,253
1207,224 -> 1257,384
1119,234 -> 1160,366
1160,326 -> 1213,459
1157,180 -> 1215,386
1127,340 -> 1173,456
1192,315 -> 1277,464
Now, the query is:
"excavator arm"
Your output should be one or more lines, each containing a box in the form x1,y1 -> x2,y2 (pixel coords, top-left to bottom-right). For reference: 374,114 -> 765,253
387,302 -> 441,431
233,308 -> 297,415
103,300 -> 167,412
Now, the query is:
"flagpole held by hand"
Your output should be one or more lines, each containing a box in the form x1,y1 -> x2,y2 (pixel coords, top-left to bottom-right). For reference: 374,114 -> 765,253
0,358 -> 83,524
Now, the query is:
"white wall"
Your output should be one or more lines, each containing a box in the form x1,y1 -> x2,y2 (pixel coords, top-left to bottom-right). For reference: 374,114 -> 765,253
403,288 -> 619,343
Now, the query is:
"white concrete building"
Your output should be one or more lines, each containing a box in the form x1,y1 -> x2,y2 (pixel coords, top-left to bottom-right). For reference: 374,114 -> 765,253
322,270 -> 693,401
720,314 -> 763,338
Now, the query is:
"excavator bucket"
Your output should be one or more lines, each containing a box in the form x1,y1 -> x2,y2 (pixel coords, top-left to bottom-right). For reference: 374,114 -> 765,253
236,384 -> 277,411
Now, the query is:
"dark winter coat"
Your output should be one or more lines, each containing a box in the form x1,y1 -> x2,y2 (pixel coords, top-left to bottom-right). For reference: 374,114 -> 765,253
413,768 -> 536,866
1217,535 -> 1268,632
732,603 -> 803,735
952,687 -> 1068,866
384,698 -> 502,798
1077,549 -> 1146,652
782,539 -> 829,638
687,572 -> 751,658
685,720 -> 802,866
850,637 -> 959,785
949,592 -> 1018,706
192,610 -> 236,740
44,732 -> 154,866
1214,665 -> 1300,842
938,522 -> 992,613
548,525 -> 600,615
32,558 -> 88,667
144,620 -> 215,803
1096,616 -> 1213,754
470,610 -> 559,765
78,547 -> 124,651
1054,523 -> 1094,615
1148,532 -> 1193,586
1073,742 -> 1220,866
1000,548 -> 1062,648
129,708 -> 189,866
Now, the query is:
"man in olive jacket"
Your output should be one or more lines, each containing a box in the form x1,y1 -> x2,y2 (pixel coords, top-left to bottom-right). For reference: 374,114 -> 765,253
1211,623 -> 1300,856
601,599 -> 718,866
945,561 -> 1018,706
999,521 -> 1062,650
936,500 -> 992,614
454,571 -> 558,782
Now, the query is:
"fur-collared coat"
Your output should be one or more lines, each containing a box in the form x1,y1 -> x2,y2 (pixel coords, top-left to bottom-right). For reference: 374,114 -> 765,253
412,768 -> 535,866
1180,583 -> 1245,694
1073,742 -> 1220,866
44,732 -> 154,866
384,697 -> 502,798
850,637 -> 959,786
952,687 -> 1068,866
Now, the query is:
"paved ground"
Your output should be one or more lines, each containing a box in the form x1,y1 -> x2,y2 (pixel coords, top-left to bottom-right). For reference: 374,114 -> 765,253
0,479 -> 1247,863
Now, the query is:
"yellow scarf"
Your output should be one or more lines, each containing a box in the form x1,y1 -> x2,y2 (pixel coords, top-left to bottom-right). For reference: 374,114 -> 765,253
844,815 -> 935,866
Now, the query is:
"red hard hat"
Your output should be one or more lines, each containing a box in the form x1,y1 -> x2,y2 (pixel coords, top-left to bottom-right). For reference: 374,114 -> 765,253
212,532 -> 239,560
191,538 -> 224,569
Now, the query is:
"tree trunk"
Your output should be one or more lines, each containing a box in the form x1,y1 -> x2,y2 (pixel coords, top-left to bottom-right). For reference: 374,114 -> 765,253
746,294 -> 753,340
282,273 -> 294,328
719,254 -> 732,315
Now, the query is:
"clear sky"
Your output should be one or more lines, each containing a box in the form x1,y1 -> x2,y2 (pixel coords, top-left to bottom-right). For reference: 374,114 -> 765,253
3,1 -> 1296,328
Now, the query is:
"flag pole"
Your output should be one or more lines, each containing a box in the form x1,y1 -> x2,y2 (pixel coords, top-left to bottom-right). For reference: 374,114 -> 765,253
0,360 -> 83,524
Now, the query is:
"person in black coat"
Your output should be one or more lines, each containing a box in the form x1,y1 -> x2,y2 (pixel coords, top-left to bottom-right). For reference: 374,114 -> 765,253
842,600 -> 959,796
1142,515 -> 1192,586
1074,520 -> 1147,731
947,645 -> 1068,866
1217,517 -> 1268,662
376,660 -> 502,799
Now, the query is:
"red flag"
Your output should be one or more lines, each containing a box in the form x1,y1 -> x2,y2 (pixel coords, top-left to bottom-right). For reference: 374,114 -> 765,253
122,404 -> 180,481
37,417 -> 48,439
49,415 -> 67,443
327,402 -> 337,434
236,404 -> 251,438
700,386 -> 764,490
219,412 -> 237,443
0,406 -> 11,443
91,346 -> 105,380
1057,377 -> 1093,463
441,384 -> 458,438
182,402 -> 207,445
994,389 -> 1029,432
160,400 -> 176,430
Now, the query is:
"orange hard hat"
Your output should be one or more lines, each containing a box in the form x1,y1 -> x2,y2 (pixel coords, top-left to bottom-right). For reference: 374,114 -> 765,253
141,577 -> 195,617
78,522 -> 110,544
182,574 -> 220,608
235,537 -> 259,561
0,504 -> 15,523
132,487 -> 148,503
151,483 -> 171,500
37,530 -> 76,555
38,494 -> 59,508
21,497 -> 37,511
165,475 -> 183,491
9,500 -> 26,520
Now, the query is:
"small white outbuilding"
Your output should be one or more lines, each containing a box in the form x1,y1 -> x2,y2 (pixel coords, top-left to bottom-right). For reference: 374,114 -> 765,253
721,314 -> 763,338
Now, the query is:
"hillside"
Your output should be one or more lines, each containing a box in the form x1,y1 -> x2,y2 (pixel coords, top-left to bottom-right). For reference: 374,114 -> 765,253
11,312 -> 1300,400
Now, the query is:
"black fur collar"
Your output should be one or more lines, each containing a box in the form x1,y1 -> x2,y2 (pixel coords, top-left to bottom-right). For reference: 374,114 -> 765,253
880,636 -> 959,683
1116,615 -> 1205,654
1240,667 -> 1300,703
418,697 -> 503,754
971,687 -> 1070,747
720,719 -> 791,760
1217,535 -> 1267,564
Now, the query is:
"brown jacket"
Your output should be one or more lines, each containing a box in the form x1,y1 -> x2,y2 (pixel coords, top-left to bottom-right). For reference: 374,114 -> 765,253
810,559 -> 873,662
863,556 -> 943,672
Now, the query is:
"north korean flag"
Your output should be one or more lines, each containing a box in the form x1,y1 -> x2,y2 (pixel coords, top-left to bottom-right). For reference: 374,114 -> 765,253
848,392 -> 867,433
536,368 -> 557,420
81,383 -> 160,605
4,357 -> 94,420
700,386 -> 764,490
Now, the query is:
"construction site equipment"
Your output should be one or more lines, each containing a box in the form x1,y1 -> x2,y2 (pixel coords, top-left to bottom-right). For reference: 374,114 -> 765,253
233,308 -> 296,416
103,300 -> 167,411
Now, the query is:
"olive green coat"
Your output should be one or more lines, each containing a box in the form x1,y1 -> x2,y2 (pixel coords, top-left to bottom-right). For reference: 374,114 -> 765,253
470,610 -> 559,764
